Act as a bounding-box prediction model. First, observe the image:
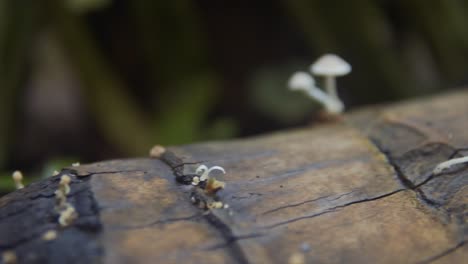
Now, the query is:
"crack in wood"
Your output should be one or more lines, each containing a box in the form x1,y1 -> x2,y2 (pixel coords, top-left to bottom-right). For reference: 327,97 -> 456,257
202,212 -> 251,263
416,240 -> 466,264
158,150 -> 252,264
261,191 -> 355,216
265,189 -> 404,229
369,139 -> 442,207
202,233 -> 265,251
106,214 -> 202,230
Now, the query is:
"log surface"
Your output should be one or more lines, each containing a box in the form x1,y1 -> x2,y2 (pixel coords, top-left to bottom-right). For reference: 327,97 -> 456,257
1,90 -> 467,264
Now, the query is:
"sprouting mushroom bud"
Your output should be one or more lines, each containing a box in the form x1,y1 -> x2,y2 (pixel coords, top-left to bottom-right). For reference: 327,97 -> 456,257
310,53 -> 351,101
72,162 -> 80,167
288,252 -> 305,264
433,156 -> 468,174
52,170 -> 60,176
2,251 -> 17,264
192,176 -> 200,186
205,178 -> 226,195
288,72 -> 344,114
42,230 -> 58,241
60,175 -> 71,195
208,201 -> 224,209
12,171 -> 24,190
58,204 -> 78,227
55,175 -> 72,211
149,145 -> 166,158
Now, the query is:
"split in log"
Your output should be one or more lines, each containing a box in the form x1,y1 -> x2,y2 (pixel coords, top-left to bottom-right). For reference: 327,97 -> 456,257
0,90 -> 467,263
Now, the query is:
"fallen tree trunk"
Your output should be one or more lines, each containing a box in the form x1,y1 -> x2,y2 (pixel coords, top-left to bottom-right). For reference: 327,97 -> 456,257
1,90 -> 467,264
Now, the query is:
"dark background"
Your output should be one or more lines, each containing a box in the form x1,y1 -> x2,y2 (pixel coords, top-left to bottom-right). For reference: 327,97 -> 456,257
1,0 -> 468,191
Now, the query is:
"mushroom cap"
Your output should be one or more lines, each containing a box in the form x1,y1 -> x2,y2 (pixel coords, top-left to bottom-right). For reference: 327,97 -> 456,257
288,72 -> 316,91
310,54 -> 351,76
12,170 -> 23,181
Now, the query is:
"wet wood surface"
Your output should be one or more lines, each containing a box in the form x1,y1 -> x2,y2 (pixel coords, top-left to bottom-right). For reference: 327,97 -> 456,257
1,90 -> 467,263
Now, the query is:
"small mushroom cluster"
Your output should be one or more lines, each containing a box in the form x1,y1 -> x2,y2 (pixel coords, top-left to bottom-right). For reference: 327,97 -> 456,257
288,54 -> 351,114
189,164 -> 230,210
192,165 -> 226,192
55,175 -> 78,227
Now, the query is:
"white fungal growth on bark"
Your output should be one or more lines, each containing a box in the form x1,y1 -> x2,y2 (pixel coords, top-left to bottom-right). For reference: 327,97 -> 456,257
59,175 -> 71,195
12,171 -> 24,190
54,175 -> 78,226
433,156 -> 468,174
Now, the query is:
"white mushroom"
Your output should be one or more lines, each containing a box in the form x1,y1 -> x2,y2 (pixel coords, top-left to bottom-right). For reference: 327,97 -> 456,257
310,54 -> 351,101
288,71 -> 344,113
288,71 -> 316,92
433,156 -> 468,174
195,165 -> 226,181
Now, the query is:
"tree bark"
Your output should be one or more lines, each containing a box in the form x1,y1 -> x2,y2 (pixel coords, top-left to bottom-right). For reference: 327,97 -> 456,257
1,90 -> 467,264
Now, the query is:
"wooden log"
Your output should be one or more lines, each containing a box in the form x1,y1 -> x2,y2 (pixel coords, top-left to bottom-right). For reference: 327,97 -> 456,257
1,90 -> 467,263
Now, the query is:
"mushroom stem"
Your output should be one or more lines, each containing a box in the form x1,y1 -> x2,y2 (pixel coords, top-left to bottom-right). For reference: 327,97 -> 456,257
324,76 -> 338,99
306,87 -> 344,114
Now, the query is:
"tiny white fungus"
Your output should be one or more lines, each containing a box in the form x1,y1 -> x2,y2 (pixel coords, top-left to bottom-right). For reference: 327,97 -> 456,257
433,156 -> 468,174
12,171 -> 24,190
58,204 -> 78,227
195,165 -> 226,181
59,175 -> 71,195
149,145 -> 166,158
208,201 -> 223,209
192,176 -> 200,186
42,230 -> 58,241
72,162 -> 80,167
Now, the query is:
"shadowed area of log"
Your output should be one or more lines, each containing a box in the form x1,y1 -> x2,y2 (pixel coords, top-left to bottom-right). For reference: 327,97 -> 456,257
0,171 -> 101,263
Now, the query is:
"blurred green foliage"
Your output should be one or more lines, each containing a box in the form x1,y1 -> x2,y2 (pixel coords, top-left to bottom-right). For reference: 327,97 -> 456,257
1,0 -> 468,193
